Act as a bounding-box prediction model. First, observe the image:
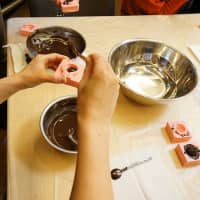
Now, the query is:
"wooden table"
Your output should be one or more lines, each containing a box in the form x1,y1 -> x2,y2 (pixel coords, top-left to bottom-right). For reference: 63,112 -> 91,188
7,15 -> 200,200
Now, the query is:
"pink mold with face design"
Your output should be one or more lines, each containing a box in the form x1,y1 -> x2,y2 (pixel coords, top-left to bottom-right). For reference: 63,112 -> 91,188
165,121 -> 192,143
55,58 -> 85,87
60,0 -> 79,13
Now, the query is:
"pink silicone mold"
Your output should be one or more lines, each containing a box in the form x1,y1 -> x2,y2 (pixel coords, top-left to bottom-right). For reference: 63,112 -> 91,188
19,23 -> 38,36
60,0 -> 79,13
175,143 -> 200,167
55,58 -> 85,87
165,121 -> 192,143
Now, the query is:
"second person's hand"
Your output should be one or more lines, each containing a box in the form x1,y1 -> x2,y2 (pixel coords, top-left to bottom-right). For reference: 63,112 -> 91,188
77,53 -> 119,124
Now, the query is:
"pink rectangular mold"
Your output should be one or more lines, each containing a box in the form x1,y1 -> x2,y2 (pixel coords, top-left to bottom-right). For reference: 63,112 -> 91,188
60,0 -> 79,13
55,58 -> 85,87
175,143 -> 200,167
165,121 -> 192,143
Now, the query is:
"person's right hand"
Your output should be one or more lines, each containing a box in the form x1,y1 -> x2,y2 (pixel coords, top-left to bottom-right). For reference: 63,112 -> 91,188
77,53 -> 119,124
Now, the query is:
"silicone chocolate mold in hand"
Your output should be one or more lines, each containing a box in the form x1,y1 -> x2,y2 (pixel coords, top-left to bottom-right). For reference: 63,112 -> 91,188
55,57 -> 86,87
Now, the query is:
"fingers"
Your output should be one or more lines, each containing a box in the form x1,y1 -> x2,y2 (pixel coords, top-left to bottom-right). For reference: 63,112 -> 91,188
90,53 -> 105,75
80,53 -> 116,86
90,53 -> 114,76
41,53 -> 66,67
31,53 -> 117,87
79,55 -> 94,85
91,53 -> 117,83
43,69 -> 65,84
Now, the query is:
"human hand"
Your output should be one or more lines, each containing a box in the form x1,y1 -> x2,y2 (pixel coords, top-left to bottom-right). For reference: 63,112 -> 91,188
18,53 -> 65,88
77,53 -> 119,124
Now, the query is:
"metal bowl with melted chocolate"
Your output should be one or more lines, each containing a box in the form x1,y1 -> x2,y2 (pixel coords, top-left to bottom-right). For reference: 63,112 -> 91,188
26,26 -> 86,58
40,96 -> 78,153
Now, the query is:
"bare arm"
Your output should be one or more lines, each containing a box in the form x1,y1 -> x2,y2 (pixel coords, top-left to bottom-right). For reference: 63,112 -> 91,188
0,74 -> 26,104
70,54 -> 119,200
0,53 -> 65,104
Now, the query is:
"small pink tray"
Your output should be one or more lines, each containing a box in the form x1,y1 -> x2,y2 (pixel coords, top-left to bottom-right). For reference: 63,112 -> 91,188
19,23 -> 38,36
55,58 -> 85,87
165,121 -> 192,143
175,143 -> 200,167
60,0 -> 79,13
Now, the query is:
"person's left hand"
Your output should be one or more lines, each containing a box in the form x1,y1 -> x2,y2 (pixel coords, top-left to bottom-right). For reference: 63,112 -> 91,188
18,53 -> 66,88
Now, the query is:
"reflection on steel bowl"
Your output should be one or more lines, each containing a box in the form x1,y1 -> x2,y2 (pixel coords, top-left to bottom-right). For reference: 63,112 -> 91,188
109,39 -> 198,105
40,96 -> 78,153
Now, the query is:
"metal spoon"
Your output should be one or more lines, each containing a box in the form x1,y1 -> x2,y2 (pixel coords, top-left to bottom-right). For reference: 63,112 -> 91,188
68,41 -> 86,62
68,127 -> 78,145
111,156 -> 152,180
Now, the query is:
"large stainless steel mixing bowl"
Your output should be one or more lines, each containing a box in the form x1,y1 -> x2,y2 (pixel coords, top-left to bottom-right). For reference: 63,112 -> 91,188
109,39 -> 198,105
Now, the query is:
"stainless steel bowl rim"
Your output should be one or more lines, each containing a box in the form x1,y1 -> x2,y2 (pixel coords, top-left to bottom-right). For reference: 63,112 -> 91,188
108,38 -> 198,103
40,95 -> 77,154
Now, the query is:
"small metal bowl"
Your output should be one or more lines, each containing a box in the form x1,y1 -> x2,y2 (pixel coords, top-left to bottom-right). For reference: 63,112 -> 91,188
109,39 -> 198,105
40,96 -> 78,154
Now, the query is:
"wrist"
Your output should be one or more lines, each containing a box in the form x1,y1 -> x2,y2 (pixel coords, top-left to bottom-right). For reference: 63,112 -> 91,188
77,119 -> 110,153
16,70 -> 36,89
77,116 -> 111,139
78,115 -> 110,132
9,73 -> 28,90
77,110 -> 111,125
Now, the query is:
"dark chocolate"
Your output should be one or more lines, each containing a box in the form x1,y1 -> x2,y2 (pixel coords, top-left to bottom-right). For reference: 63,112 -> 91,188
26,26 -> 86,59
63,0 -> 73,5
25,53 -> 32,63
184,144 -> 200,160
67,67 -> 77,72
37,38 -> 77,58
48,111 -> 77,151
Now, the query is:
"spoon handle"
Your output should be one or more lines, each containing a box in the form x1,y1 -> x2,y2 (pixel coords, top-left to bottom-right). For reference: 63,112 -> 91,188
69,41 -> 87,62
127,156 -> 152,170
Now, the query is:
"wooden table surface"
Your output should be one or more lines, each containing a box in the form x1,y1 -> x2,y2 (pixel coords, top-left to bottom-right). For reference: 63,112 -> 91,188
7,15 -> 200,200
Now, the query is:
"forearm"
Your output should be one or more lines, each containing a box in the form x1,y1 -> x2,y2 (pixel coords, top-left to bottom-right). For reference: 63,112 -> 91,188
0,74 -> 26,104
70,120 -> 114,200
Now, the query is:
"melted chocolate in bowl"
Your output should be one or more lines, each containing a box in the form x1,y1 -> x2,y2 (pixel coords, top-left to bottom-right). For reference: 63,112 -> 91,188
27,26 -> 86,58
48,111 -> 77,151
41,97 -> 78,153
